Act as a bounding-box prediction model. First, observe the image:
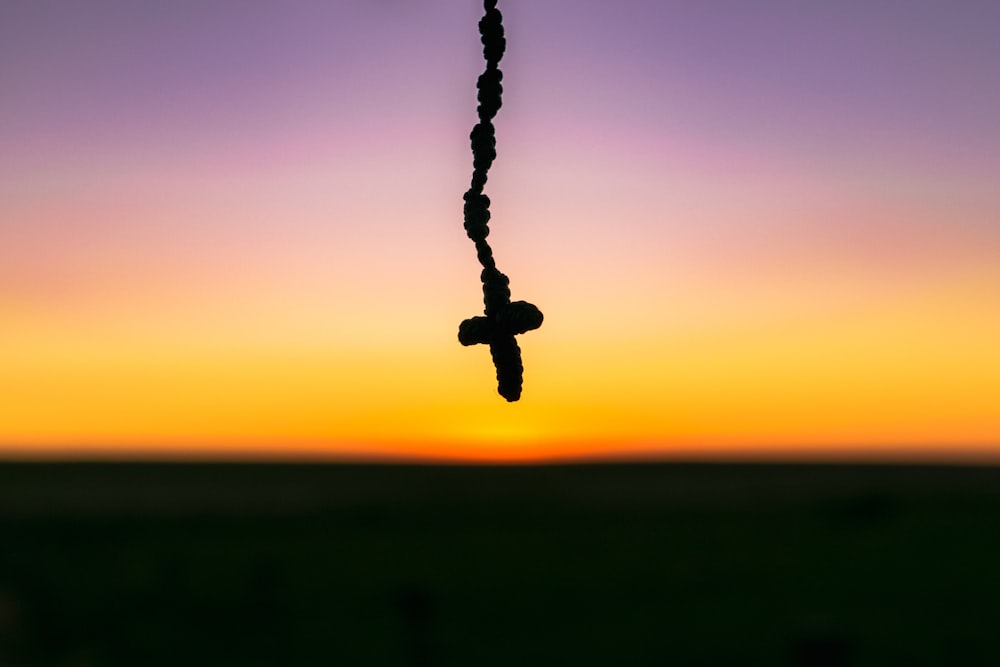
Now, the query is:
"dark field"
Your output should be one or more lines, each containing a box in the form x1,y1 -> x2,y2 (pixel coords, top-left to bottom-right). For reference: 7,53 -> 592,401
2,462 -> 1000,666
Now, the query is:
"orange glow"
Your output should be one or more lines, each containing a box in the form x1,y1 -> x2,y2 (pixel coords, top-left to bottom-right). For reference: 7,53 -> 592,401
4,260 -> 999,462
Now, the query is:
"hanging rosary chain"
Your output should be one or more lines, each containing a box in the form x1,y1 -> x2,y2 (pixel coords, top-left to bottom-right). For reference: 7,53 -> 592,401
458,0 -> 543,402
462,0 -> 507,314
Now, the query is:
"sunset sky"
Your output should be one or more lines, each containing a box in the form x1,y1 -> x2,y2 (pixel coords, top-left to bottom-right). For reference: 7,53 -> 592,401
2,1 -> 999,462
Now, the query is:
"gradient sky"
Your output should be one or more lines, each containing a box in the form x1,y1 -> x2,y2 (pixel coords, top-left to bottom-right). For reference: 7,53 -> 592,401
3,1 -> 999,461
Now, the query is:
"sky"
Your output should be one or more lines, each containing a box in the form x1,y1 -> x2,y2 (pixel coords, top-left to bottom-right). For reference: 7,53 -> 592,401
2,1 -> 999,462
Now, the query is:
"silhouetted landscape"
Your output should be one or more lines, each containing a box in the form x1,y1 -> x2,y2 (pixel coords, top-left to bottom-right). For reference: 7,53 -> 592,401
2,461 -> 999,666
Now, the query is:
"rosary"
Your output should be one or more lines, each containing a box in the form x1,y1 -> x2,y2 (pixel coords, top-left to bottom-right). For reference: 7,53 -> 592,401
458,0 -> 543,402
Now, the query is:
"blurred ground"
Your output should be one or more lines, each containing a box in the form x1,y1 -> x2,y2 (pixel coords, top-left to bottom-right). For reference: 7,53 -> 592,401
1,462 -> 999,666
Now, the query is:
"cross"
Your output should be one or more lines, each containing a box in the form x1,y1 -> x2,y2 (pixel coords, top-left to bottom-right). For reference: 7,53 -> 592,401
459,299 -> 543,402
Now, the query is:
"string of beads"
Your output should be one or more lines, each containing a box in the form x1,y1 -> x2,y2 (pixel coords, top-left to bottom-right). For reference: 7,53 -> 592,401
457,0 -> 543,402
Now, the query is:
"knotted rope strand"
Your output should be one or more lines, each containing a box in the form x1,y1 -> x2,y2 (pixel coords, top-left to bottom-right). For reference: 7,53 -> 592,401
457,0 -> 543,402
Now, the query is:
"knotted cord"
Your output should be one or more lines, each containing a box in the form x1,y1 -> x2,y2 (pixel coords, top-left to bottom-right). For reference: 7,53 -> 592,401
458,0 -> 543,402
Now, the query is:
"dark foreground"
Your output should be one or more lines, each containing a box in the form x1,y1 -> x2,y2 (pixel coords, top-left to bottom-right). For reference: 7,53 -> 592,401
2,462 -> 999,666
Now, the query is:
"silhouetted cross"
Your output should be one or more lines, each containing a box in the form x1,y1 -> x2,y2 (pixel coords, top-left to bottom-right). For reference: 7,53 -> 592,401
459,291 -> 543,402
